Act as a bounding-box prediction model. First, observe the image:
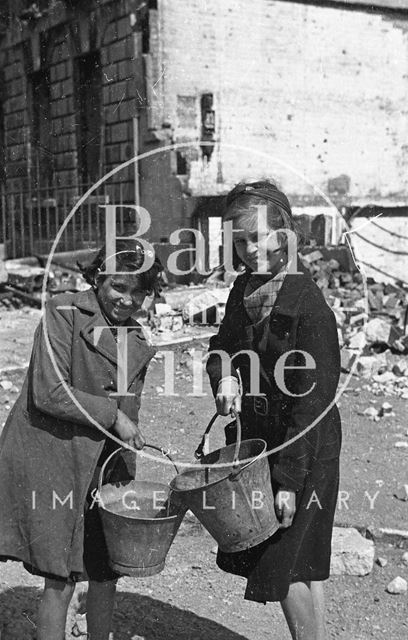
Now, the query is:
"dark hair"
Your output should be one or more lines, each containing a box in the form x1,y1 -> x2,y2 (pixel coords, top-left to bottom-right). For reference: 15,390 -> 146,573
223,180 -> 304,268
79,238 -> 163,295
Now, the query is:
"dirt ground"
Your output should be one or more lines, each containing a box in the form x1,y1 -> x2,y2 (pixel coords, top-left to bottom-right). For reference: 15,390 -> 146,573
0,309 -> 407,640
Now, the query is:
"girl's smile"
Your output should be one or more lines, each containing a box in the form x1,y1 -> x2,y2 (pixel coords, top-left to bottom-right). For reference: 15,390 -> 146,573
96,275 -> 148,324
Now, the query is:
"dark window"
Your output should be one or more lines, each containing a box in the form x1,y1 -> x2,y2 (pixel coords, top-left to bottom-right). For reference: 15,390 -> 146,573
200,93 -> 215,160
29,68 -> 53,186
136,1 -> 157,54
74,51 -> 102,184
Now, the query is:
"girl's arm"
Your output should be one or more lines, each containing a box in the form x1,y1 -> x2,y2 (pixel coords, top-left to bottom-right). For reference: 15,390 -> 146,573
272,289 -> 341,492
29,297 -> 118,430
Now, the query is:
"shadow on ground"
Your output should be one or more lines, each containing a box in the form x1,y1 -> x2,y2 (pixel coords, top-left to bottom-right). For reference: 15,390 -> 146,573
113,592 -> 250,640
0,588 -> 250,640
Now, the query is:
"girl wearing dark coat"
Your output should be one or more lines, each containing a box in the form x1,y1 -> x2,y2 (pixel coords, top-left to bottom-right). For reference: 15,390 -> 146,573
0,239 -> 161,640
206,181 -> 341,640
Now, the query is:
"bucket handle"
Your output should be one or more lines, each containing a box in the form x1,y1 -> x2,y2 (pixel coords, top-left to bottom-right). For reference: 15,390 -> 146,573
194,409 -> 242,475
98,443 -> 179,497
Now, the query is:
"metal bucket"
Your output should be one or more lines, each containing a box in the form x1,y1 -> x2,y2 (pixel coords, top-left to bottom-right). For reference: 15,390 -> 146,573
98,445 -> 185,577
170,411 -> 279,553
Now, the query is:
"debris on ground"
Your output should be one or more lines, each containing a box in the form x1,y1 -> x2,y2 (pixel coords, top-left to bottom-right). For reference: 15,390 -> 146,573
5,262 -> 45,292
182,288 -> 230,325
394,485 -> 408,502
0,258 -> 89,309
386,576 -> 407,595
378,402 -> 395,417
394,441 -> 408,449
1,245 -> 408,366
376,557 -> 388,568
300,247 -> 407,345
330,527 -> 375,576
150,303 -> 184,333
360,406 -> 380,421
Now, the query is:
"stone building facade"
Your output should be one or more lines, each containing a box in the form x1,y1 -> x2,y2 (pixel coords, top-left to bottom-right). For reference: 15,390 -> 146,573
0,0 -> 407,258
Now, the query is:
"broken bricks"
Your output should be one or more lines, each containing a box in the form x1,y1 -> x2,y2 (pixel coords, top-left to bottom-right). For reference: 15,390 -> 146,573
356,353 -> 387,379
360,402 -> 395,421
393,485 -> 408,502
182,288 -> 229,325
365,318 -> 402,348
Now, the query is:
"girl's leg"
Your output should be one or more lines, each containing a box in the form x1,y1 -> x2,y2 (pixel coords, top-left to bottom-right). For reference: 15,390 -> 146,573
86,579 -> 117,640
280,581 -> 316,640
310,581 -> 327,640
37,578 -> 76,640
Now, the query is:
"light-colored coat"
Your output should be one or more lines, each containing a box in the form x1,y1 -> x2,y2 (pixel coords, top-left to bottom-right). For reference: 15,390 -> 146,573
0,288 -> 155,578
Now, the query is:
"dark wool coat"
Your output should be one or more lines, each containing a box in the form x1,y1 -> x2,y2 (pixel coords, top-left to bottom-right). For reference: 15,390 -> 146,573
207,263 -> 342,492
0,288 -> 155,578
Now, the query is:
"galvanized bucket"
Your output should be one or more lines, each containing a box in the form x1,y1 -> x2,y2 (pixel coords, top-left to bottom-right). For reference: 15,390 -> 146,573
170,411 -> 279,553
98,445 -> 185,577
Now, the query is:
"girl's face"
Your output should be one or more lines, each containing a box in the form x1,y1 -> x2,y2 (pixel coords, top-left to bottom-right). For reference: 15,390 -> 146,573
96,274 -> 148,324
231,212 -> 284,273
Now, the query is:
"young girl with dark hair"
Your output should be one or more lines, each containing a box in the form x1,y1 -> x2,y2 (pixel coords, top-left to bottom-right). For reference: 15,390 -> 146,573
207,181 -> 342,640
0,239 -> 162,640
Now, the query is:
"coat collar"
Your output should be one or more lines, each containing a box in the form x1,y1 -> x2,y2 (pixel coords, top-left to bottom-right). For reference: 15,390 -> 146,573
270,263 -> 312,318
236,260 -> 312,322
74,289 -> 155,382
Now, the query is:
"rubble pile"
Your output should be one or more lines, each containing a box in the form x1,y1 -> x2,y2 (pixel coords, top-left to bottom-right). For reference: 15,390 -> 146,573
300,249 -> 407,349
300,249 -> 408,397
0,259 -> 88,308
1,246 -> 407,363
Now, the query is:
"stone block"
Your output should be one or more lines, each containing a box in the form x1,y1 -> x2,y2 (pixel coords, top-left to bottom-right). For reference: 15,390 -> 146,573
365,318 -> 401,346
117,59 -> 131,80
56,62 -> 68,82
386,576 -> 407,595
340,348 -> 357,372
109,39 -> 128,63
109,122 -> 129,144
301,249 -> 324,265
330,527 -> 374,576
116,16 -> 131,40
356,353 -> 387,378
348,327 -> 366,349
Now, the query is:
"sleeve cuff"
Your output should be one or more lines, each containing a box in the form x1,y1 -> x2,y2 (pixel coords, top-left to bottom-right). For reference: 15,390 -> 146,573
216,375 -> 240,393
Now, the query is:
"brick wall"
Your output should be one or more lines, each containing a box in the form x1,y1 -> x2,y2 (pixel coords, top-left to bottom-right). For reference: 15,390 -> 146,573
2,0 -> 408,256
0,0 -> 139,202
49,30 -> 76,189
2,42 -> 28,193
101,5 -> 137,201
154,0 -> 408,205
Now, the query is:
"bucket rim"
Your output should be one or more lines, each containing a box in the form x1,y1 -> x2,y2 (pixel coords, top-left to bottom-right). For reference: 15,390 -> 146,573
170,437 -> 268,494
99,479 -> 183,522
99,505 -> 183,522
99,479 -> 173,493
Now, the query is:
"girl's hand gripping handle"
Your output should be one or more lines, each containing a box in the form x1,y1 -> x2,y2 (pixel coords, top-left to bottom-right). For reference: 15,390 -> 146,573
215,376 -> 241,416
112,409 -> 146,450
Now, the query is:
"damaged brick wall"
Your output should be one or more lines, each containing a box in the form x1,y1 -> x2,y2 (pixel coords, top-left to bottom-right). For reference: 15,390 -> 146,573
0,0 -> 139,202
153,0 -> 408,205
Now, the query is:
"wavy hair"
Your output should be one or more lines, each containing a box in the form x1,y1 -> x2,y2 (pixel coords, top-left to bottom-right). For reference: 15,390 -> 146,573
79,238 -> 163,295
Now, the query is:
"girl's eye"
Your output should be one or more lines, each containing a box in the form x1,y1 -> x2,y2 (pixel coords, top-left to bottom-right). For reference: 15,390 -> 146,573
111,282 -> 126,293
